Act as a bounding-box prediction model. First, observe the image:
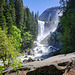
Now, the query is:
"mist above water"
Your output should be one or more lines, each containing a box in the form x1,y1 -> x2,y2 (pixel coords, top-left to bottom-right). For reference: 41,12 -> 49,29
20,7 -> 63,61
32,9 -> 62,58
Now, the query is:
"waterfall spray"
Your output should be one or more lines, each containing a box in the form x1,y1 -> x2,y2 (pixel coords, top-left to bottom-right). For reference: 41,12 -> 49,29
32,9 -> 62,58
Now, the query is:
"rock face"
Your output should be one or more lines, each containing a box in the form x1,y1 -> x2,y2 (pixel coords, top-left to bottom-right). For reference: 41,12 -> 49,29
39,6 -> 59,21
4,52 -> 75,75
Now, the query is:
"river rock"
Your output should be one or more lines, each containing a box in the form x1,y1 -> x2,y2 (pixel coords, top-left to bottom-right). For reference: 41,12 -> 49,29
3,52 -> 75,75
23,57 -> 35,64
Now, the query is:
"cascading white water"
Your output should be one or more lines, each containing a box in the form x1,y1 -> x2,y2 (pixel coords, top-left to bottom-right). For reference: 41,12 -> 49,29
33,20 -> 49,57
32,9 -> 62,58
37,20 -> 45,42
20,8 -> 63,61
33,20 -> 51,58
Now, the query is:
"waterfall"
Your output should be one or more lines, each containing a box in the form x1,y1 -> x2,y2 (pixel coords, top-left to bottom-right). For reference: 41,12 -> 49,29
32,9 -> 62,58
21,7 -> 63,60
33,20 -> 49,57
37,20 -> 45,42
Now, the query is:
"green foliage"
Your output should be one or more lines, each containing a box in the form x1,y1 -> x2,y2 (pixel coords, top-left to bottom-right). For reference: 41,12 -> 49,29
60,9 -> 75,54
24,7 -> 32,31
21,8 -> 38,52
23,8 -> 38,39
0,65 -> 4,75
35,12 -> 39,21
15,0 -> 24,29
10,58 -> 22,70
60,0 -> 75,11
10,25 -> 22,51
0,0 -> 38,72
4,8 -> 13,34
0,13 -> 6,30
0,28 -> 20,66
9,0 -> 16,25
31,11 -> 38,40
21,31 -> 33,52
0,0 -> 5,13
59,0 -> 75,54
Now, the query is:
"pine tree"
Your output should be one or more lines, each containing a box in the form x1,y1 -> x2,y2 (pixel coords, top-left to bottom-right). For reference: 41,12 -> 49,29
21,7 -> 27,38
0,0 -> 5,13
25,7 -> 32,31
61,9 -> 75,53
4,10 -> 13,34
9,0 -> 16,25
0,13 -> 6,30
60,0 -> 75,53
15,0 -> 24,29
3,0 -> 13,34
67,0 -> 75,9
21,31 -> 33,52
31,12 -> 38,40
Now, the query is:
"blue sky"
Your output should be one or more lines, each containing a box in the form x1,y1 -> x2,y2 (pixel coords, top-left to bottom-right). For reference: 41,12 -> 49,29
23,0 -> 60,15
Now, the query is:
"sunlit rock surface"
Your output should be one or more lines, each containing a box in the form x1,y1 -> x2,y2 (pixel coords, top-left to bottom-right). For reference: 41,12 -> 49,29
39,6 -> 61,21
4,52 -> 75,75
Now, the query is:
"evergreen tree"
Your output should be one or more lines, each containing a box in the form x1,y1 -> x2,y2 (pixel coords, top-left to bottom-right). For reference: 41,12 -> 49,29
0,0 -> 38,55
21,8 -> 38,52
4,10 -> 13,34
9,0 -> 16,25
21,31 -> 33,52
67,0 -> 75,9
60,0 -> 75,11
15,0 -> 24,29
3,0 -> 22,51
30,12 -> 35,37
31,12 -> 38,40
0,0 -> 5,13
25,7 -> 32,31
21,7 -> 27,38
35,12 -> 39,21
0,13 -> 6,30
60,9 -> 75,53
3,0 -> 13,34
60,0 -> 75,53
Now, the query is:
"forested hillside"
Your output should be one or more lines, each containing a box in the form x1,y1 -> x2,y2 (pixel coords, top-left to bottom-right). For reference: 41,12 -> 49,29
59,0 -> 75,53
0,0 -> 38,72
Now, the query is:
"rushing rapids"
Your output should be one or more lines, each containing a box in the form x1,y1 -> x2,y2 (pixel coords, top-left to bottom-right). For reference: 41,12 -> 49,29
0,7 -> 63,65
21,7 -> 63,61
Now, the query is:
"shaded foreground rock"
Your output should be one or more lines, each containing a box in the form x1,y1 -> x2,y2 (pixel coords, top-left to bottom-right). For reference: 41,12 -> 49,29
27,65 -> 63,75
3,52 -> 75,75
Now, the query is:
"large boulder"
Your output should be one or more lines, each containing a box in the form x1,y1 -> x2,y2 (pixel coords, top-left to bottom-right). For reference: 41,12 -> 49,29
39,7 -> 60,21
3,52 -> 75,75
